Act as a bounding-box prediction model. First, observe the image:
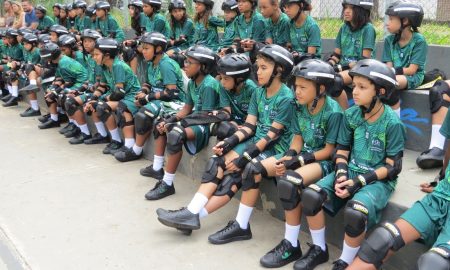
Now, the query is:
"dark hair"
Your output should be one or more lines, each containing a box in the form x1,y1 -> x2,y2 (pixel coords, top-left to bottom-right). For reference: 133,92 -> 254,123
169,9 -> 188,34
195,7 -> 212,28
344,5 -> 371,31
131,12 -> 144,36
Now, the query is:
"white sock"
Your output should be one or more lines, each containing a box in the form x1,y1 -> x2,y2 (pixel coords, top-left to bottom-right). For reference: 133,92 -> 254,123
124,138 -> 135,148
30,100 -> 39,111
69,119 -> 74,124
11,85 -> 18,97
394,108 -> 401,118
50,114 -> 58,121
339,241 -> 360,265
29,80 -> 37,85
132,144 -> 142,155
187,193 -> 209,214
199,208 -> 209,219
153,155 -> 164,170
7,85 -> 12,93
310,227 -> 327,251
284,223 -> 300,247
162,172 -> 175,186
79,124 -> 90,135
429,124 -> 446,150
95,122 -> 107,137
235,203 -> 253,229
73,120 -> 80,127
110,128 -> 121,142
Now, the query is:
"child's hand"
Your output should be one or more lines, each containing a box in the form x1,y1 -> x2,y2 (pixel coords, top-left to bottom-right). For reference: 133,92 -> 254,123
419,181 -> 435,193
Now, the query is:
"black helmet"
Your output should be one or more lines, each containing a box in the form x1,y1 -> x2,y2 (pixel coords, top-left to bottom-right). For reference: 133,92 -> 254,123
293,59 -> 336,86
5,28 -> 19,37
342,0 -> 373,11
140,32 -> 168,51
385,1 -> 424,28
95,37 -> 120,56
58,34 -> 77,49
95,1 -> 111,12
217,53 -> 251,81
0,29 -> 6,38
282,0 -> 311,7
66,3 -> 75,11
53,3 -> 63,9
18,27 -> 32,36
86,5 -> 96,16
221,0 -> 239,12
50,25 -> 69,36
143,0 -> 162,8
349,59 -> 397,95
168,0 -> 186,11
35,5 -> 47,15
185,45 -> 217,74
258,44 -> 294,80
80,29 -> 102,41
128,0 -> 144,9
74,0 -> 87,9
193,0 -> 214,10
23,33 -> 39,45
40,42 -> 62,60
38,33 -> 51,44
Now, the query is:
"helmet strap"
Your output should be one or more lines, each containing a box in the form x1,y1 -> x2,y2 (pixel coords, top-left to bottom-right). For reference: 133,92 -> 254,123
310,84 -> 324,113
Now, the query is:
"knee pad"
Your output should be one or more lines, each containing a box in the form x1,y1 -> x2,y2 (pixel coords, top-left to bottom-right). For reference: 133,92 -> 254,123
24,63 -> 35,75
116,101 -> 132,128
358,222 -> 405,269
214,172 -> 242,198
241,161 -> 266,191
417,247 -> 450,270
301,184 -> 327,216
201,156 -> 226,184
211,121 -> 238,141
57,93 -> 67,108
343,200 -> 368,237
96,101 -> 113,122
166,125 -> 186,154
277,170 -> 303,210
429,80 -> 450,113
135,107 -> 155,135
64,97 -> 79,116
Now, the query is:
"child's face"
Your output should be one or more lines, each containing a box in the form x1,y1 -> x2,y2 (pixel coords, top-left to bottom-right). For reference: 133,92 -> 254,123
69,9 -> 77,18
294,77 -> 318,105
258,0 -> 275,18
50,32 -> 58,43
83,38 -> 95,53
92,48 -> 104,65
53,7 -> 60,17
141,43 -> 155,61
343,4 -> 353,22
61,46 -> 72,56
3,37 -> 9,45
143,3 -> 154,16
128,5 -> 137,16
183,56 -> 201,78
76,7 -> 83,16
195,2 -> 206,13
237,0 -> 252,13
224,10 -> 237,22
352,75 -> 376,107
7,36 -> 15,44
95,8 -> 105,18
284,3 -> 300,19
386,15 -> 402,33
23,43 -> 33,51
17,35 -> 23,43
256,57 -> 275,86
219,74 -> 236,91
60,9 -> 67,18
171,8 -> 185,21
36,10 -> 44,19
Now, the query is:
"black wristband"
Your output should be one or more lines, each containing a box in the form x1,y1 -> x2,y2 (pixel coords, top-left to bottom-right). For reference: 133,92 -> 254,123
285,149 -> 298,157
395,67 -> 404,75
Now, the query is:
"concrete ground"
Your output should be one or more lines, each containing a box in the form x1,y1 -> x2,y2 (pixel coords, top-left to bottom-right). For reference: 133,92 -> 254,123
0,104 -> 344,269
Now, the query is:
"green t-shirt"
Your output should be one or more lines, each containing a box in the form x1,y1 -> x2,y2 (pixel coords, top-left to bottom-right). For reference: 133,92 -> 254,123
23,47 -> 40,64
84,53 -> 99,84
95,15 -> 125,42
56,55 -> 88,90
289,15 -> 321,55
336,23 -> 376,65
67,18 -> 77,31
75,15 -> 92,32
266,12 -> 290,46
435,110 -> 450,201
382,32 -> 427,81
6,43 -> 24,61
220,19 -> 237,49
193,16 -> 224,51
292,96 -> 343,153
169,18 -> 195,50
73,50 -> 87,66
221,79 -> 257,125
145,13 -> 171,38
247,83 -> 295,155
234,11 -> 266,43
185,74 -> 223,112
338,105 -> 406,186
0,40 -> 5,58
147,54 -> 185,102
100,57 -> 141,102
37,16 -> 55,32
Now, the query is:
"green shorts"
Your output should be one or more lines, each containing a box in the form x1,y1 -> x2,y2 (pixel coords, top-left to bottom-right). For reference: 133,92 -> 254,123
232,137 -> 279,160
401,192 -> 450,248
120,99 -> 139,115
143,100 -> 162,117
317,170 -> 395,229
184,125 -> 210,155
406,73 -> 424,89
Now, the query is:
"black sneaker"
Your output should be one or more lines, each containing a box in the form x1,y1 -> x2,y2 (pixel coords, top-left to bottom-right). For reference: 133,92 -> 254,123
260,239 -> 302,268
59,113 -> 69,123
64,126 -> 80,138
38,113 -> 50,123
331,259 -> 348,270
140,166 -> 164,180
114,147 -> 142,162
2,96 -> 18,107
1,94 -> 11,102
69,132 -> 92,144
157,207 -> 200,230
38,119 -> 60,129
20,107 -> 41,117
59,122 -> 76,134
109,145 -> 127,155
103,140 -> 123,155
416,147 -> 444,169
208,220 -> 252,245
293,243 -> 329,270
84,133 -> 109,145
145,180 -> 175,200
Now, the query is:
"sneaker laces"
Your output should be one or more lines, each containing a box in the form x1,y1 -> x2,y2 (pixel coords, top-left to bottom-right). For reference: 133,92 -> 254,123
218,220 -> 237,234
332,260 -> 348,267
269,240 -> 289,257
